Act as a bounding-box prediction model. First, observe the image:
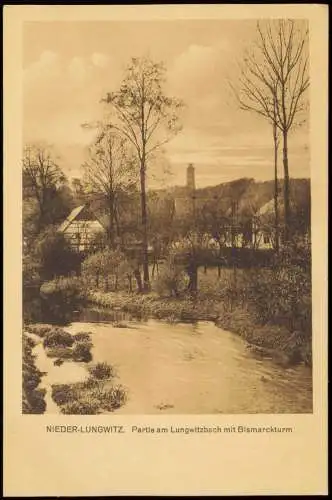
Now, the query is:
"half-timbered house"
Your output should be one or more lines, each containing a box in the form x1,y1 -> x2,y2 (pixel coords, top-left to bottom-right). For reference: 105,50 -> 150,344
58,205 -> 106,253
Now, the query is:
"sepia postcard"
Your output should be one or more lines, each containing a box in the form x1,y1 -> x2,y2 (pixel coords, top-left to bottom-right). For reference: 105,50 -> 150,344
3,4 -> 328,496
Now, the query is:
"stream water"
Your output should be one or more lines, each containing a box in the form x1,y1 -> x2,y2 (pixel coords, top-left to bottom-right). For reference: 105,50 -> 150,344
42,307 -> 315,414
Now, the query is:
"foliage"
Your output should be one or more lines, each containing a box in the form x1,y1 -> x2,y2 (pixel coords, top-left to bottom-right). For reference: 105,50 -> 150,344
43,328 -> 74,348
154,255 -> 188,297
73,332 -> 93,345
246,265 -> 311,335
40,276 -> 87,324
33,326 -> 93,363
45,346 -> 73,359
72,342 -> 93,362
51,374 -> 127,415
88,362 -> 115,380
22,333 -> 46,414
34,227 -> 83,281
82,248 -> 129,291
103,55 -> 184,291
51,384 -> 76,406
99,385 -> 128,411
60,399 -> 100,415
25,324 -> 56,337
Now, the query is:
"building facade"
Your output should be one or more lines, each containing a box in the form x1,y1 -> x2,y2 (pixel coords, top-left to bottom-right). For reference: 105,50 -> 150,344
58,205 -> 106,253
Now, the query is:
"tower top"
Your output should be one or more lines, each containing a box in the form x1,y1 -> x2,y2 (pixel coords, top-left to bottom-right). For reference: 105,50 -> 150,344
187,163 -> 195,191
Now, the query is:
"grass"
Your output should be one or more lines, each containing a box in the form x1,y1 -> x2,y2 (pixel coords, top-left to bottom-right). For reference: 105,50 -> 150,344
22,333 -> 46,414
28,325 -> 94,364
45,346 -> 73,359
51,362 -> 127,414
88,362 -> 115,380
88,264 -> 312,367
24,326 -> 125,414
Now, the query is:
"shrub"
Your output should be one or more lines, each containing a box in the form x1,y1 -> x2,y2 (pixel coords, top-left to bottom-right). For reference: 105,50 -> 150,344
82,248 -> 128,291
245,265 -> 311,335
81,377 -> 100,390
25,324 -> 55,338
88,362 -> 115,380
40,276 -> 87,324
25,388 -> 47,414
99,385 -> 127,411
72,342 -> 92,363
73,332 -> 92,345
154,256 -> 188,297
34,228 -> 83,281
22,333 -> 46,414
45,346 -> 73,359
43,328 -> 74,348
60,398 -> 100,415
51,384 -> 76,406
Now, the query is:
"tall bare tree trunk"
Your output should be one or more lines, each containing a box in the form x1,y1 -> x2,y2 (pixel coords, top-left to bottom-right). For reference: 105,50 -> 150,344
140,159 -> 150,291
282,131 -> 291,242
108,192 -> 115,247
273,122 -> 279,253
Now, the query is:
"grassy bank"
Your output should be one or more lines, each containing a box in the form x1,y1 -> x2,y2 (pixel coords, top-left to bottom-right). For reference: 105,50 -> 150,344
22,333 -> 47,414
51,362 -> 127,415
88,290 -> 219,322
23,325 -> 127,414
88,278 -> 312,368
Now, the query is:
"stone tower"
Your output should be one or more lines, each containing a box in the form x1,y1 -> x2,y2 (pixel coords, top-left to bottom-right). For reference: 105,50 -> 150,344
187,163 -> 195,191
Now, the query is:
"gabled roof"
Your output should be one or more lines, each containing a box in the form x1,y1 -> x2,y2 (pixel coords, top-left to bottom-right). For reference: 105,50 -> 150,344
57,205 -> 86,233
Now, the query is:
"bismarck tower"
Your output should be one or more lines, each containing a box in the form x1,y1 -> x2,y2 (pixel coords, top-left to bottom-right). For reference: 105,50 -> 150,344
173,163 -> 197,218
187,163 -> 196,192
186,163 -> 196,220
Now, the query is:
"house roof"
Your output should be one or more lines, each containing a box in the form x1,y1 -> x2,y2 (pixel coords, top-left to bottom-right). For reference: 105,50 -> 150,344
58,205 -> 85,232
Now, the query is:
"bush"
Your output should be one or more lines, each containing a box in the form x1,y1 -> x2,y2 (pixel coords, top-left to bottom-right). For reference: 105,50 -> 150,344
81,377 -> 100,390
60,398 -> 100,415
82,248 -> 128,291
25,324 -> 55,338
43,328 -> 74,348
245,265 -> 311,335
154,256 -> 188,297
51,377 -> 127,414
22,333 -> 46,414
99,385 -> 127,411
34,228 -> 83,281
26,388 -> 47,414
72,342 -> 92,362
40,276 -> 87,324
51,384 -> 76,406
45,346 -> 73,359
73,332 -> 92,344
88,362 -> 115,380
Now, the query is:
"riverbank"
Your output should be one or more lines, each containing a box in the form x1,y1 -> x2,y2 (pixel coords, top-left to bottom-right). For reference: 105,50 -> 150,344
23,325 -> 127,414
22,333 -> 47,414
88,290 -> 312,368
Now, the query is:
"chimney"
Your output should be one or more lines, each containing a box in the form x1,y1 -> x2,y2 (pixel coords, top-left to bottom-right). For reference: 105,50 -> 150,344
187,163 -> 195,191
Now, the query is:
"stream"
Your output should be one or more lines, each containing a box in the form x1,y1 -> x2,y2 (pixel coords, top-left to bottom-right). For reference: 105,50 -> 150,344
74,309 -> 312,413
28,309 -> 313,414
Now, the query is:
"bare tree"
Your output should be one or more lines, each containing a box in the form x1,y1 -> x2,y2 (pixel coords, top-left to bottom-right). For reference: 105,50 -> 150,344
232,19 -> 309,242
102,56 -> 184,291
82,126 -> 137,247
23,143 -> 66,230
272,95 -> 281,252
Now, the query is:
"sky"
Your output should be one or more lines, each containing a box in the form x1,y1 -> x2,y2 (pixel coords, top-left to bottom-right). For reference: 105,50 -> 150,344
23,20 -> 310,189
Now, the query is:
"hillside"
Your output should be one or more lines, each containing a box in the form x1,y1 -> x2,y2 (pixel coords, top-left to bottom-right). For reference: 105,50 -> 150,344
155,177 -> 310,219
